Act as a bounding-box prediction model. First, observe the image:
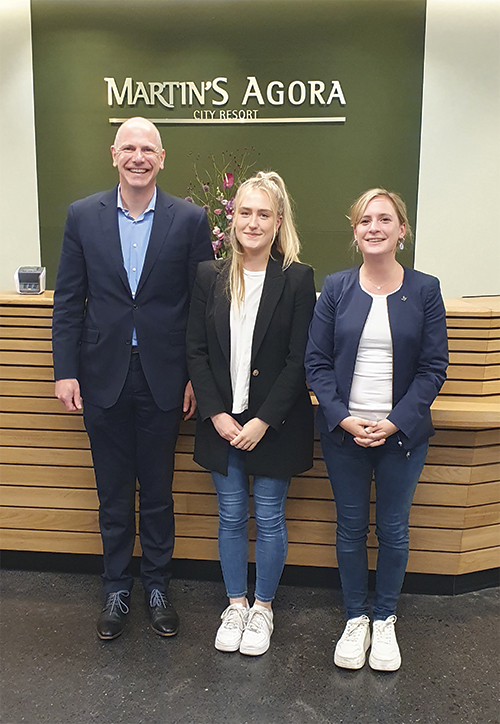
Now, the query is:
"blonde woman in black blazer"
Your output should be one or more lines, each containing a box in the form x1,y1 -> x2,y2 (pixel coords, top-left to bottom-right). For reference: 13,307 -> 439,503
187,171 -> 316,656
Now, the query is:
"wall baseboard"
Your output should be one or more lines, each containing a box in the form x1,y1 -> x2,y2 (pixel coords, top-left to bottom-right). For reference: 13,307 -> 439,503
1,551 -> 498,596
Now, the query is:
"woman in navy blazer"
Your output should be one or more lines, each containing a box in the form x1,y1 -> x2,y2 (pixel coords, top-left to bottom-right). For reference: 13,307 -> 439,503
187,172 -> 316,656
305,189 -> 448,672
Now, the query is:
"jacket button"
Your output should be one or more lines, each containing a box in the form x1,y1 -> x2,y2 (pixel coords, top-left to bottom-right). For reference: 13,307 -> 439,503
132,304 -> 138,310
252,369 -> 259,377
125,340 -> 131,345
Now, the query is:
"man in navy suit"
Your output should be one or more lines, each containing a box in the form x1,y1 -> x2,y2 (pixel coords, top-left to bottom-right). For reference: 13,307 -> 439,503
52,117 -> 213,639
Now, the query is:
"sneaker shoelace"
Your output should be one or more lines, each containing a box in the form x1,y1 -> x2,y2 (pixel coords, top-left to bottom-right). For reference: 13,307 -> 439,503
221,605 -> 247,630
344,617 -> 369,642
106,590 -> 130,615
373,615 -> 397,643
149,589 -> 169,608
246,608 -> 269,634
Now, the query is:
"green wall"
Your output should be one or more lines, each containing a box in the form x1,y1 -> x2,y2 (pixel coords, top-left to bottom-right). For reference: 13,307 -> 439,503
32,0 -> 426,289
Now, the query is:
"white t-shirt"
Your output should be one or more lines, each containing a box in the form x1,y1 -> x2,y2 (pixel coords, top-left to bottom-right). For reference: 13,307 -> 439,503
348,283 -> 401,421
230,269 -> 266,414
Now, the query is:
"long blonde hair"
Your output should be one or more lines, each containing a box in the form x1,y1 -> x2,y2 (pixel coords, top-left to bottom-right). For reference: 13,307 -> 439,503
228,171 -> 301,307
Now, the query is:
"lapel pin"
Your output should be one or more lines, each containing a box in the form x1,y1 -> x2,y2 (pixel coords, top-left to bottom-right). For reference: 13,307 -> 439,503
401,296 -> 407,302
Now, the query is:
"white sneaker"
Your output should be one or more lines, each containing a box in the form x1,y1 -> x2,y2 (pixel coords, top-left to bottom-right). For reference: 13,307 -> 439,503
239,604 -> 274,656
334,615 -> 371,669
369,615 -> 401,671
215,602 -> 250,652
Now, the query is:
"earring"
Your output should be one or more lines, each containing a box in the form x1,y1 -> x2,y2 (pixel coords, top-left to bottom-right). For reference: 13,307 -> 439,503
398,238 -> 405,251
354,240 -> 359,253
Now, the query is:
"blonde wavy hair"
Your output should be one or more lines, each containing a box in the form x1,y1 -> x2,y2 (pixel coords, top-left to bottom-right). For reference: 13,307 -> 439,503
228,171 -> 301,307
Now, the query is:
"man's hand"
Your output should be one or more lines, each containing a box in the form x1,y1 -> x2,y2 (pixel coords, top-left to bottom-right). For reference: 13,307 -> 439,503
230,418 -> 269,451
55,378 -> 82,412
183,380 -> 197,420
211,412 -> 242,441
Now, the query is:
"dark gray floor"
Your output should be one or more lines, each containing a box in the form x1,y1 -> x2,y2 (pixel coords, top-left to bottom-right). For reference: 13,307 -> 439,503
0,570 -> 498,724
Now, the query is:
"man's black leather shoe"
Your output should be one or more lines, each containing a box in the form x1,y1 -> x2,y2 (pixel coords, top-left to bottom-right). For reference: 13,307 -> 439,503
96,590 -> 130,640
147,589 -> 179,636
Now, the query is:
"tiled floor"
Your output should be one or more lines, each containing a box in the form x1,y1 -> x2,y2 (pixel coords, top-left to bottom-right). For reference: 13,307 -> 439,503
0,570 -> 498,724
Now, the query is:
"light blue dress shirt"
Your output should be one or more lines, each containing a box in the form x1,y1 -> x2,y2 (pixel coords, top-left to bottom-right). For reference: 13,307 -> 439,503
117,187 -> 156,346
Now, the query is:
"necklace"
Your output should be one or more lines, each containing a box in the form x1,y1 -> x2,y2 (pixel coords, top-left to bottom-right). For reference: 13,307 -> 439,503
360,264 -> 403,291
361,271 -> 392,291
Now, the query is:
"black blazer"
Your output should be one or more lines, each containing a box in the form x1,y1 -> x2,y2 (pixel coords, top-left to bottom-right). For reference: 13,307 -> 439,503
52,186 -> 213,410
186,257 -> 316,479
305,266 -> 449,449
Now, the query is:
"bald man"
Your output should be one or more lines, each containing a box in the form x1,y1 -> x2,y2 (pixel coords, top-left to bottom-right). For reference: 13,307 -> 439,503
52,117 -> 213,640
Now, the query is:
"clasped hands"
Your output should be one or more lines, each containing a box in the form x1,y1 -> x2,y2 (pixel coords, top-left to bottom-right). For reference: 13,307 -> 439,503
340,416 -> 398,448
211,412 -> 269,451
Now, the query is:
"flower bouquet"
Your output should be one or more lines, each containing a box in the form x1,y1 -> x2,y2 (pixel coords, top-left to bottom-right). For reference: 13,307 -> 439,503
186,149 -> 258,258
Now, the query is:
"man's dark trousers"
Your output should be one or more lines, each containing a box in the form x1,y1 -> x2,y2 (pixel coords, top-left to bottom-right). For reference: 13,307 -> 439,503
83,351 -> 181,594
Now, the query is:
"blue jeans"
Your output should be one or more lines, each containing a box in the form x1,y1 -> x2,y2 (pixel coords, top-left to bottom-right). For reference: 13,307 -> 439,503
211,446 -> 290,603
321,431 -> 429,620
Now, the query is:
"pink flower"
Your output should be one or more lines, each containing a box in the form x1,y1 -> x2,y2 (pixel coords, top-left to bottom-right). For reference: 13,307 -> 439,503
225,214 -> 233,221
212,239 -> 222,253
212,226 -> 221,236
214,208 -> 222,216
223,173 -> 234,189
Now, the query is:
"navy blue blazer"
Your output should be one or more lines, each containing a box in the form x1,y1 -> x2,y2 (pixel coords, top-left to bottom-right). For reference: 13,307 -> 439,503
305,266 -> 448,449
52,185 -> 213,410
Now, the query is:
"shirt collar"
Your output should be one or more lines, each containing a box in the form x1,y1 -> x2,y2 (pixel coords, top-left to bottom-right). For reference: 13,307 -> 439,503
117,186 -> 157,217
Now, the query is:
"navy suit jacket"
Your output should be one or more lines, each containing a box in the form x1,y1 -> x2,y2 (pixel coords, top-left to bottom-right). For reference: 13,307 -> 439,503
52,185 -> 213,410
305,266 -> 449,449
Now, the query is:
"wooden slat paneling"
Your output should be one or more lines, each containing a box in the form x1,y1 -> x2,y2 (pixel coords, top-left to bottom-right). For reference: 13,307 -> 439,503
448,325 -> 500,338
0,339 -> 52,352
1,294 -> 499,579
446,318 -> 500,329
446,365 -> 500,381
440,379 -> 500,395
431,429 -> 499,447
425,445 -> 499,466
0,327 -> 52,340
0,413 -> 86,431
451,344 -> 500,357
1,430 -> 90,449
1,380 -> 56,397
0,397 -> 75,413
0,307 -> 52,318
0,351 -> 53,367
0,316 -> 52,328
0,366 -> 54,381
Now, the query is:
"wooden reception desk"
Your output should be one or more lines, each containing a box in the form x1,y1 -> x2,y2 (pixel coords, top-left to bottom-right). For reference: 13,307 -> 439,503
1,292 -> 499,583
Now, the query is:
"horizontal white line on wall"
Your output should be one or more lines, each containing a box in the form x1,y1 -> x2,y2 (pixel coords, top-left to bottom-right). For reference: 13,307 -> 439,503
109,116 -> 346,125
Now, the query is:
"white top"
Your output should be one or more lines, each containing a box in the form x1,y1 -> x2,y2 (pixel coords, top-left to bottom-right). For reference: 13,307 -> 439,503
230,269 -> 266,414
348,283 -> 401,422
